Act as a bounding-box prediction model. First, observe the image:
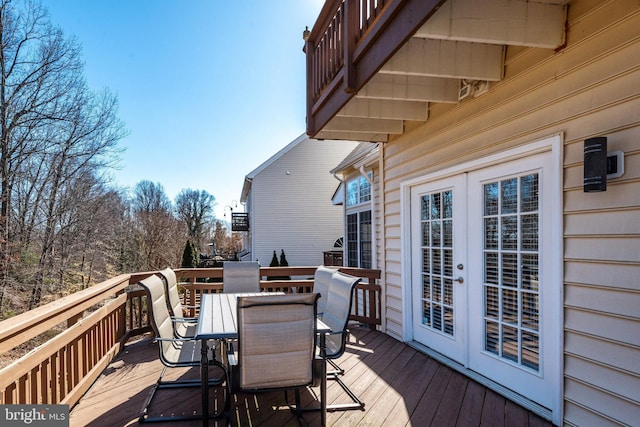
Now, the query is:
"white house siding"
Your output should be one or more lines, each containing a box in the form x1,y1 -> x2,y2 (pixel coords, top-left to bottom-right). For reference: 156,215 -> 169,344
378,1 -> 639,425
247,136 -> 358,267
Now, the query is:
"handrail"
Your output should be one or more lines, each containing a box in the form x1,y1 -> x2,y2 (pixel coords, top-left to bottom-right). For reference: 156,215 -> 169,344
0,276 -> 153,406
0,272 -> 153,355
0,266 -> 381,407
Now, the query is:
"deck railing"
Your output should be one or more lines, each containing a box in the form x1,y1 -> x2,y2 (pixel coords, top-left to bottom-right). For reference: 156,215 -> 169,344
177,266 -> 381,330
0,266 -> 381,408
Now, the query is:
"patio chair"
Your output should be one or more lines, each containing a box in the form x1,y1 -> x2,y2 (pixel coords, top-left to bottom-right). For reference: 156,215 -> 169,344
314,265 -> 336,316
228,293 -> 320,423
313,266 -> 346,376
320,270 -> 365,411
138,275 -> 226,423
157,267 -> 197,338
223,261 -> 261,293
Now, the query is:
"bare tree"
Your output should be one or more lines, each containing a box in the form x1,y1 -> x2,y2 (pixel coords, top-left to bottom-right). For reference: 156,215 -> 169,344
131,181 -> 185,270
28,87 -> 125,307
175,188 -> 215,252
0,1 -> 83,271
0,1 -> 128,311
212,220 -> 243,260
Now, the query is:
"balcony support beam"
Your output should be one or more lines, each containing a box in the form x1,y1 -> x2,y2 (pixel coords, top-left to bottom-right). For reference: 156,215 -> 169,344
416,0 -> 567,49
381,38 -> 505,81
339,97 -> 428,121
357,74 -> 459,103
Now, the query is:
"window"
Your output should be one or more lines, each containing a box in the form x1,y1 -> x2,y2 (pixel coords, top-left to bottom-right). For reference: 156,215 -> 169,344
347,174 -> 371,206
345,172 -> 372,268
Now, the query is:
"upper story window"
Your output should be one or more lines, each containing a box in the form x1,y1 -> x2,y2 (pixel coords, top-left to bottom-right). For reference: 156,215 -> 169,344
346,173 -> 372,207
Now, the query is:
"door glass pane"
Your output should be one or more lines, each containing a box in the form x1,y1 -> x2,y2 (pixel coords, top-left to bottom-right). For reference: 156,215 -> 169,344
502,216 -> 518,249
420,188 -> 455,336
443,190 -> 453,218
484,182 -> 498,215
482,174 -> 540,372
485,218 -> 498,249
431,193 -> 441,220
501,178 -> 518,214
520,174 -> 538,212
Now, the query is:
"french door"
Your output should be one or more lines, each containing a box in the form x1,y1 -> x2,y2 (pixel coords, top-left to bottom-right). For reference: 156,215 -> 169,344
410,149 -> 559,410
411,175 -> 467,364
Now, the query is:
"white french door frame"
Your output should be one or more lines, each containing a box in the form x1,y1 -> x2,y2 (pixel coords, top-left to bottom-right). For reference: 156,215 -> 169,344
399,134 -> 564,425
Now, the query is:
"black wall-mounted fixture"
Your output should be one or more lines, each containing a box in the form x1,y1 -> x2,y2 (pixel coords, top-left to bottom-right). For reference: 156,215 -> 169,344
584,137 -> 608,192
583,137 -> 626,192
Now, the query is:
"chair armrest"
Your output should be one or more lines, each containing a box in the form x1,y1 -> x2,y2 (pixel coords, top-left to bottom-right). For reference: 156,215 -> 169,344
227,350 -> 237,366
171,316 -> 197,323
155,336 -> 196,343
226,344 -> 239,393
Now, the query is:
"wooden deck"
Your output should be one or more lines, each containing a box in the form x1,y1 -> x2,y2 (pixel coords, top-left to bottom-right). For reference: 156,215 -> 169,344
70,327 -> 553,426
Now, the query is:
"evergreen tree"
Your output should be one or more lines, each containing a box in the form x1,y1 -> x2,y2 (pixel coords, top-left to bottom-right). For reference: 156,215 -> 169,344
181,240 -> 198,268
279,249 -> 289,267
269,250 -> 279,267
279,249 -> 290,280
268,250 -> 279,280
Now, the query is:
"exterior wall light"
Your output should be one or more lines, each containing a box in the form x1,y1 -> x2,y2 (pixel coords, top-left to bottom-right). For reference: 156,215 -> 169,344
583,137 -> 625,192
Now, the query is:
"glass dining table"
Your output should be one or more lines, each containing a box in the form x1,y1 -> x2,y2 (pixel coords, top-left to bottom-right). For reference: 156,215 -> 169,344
195,292 -> 330,426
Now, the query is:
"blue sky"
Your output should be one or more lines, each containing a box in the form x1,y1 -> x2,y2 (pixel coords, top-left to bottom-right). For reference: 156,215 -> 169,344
41,0 -> 324,218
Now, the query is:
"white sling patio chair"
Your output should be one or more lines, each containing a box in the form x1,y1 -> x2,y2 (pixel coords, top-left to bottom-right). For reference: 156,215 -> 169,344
138,275 -> 226,423
320,270 -> 365,411
157,267 -> 197,338
223,261 -> 261,293
228,293 -> 320,423
313,265 -> 336,316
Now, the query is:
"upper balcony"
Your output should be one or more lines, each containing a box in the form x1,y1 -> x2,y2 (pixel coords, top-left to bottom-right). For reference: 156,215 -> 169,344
305,0 -> 568,142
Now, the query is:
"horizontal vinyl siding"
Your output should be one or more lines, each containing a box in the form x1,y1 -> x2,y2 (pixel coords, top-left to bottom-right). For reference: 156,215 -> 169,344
249,139 -> 358,267
380,0 -> 640,424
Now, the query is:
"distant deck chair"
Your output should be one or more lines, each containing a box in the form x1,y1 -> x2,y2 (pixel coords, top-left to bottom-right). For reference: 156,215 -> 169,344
138,275 -> 226,423
157,267 -> 197,338
320,270 -> 365,411
228,293 -> 320,423
223,261 -> 261,293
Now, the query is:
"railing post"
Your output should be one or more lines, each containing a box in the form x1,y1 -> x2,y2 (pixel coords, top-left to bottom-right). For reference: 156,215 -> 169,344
305,23 -> 316,136
344,0 -> 358,93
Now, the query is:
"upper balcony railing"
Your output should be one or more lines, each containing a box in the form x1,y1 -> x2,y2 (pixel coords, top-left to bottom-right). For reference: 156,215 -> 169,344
305,0 -> 442,137
0,266 -> 381,408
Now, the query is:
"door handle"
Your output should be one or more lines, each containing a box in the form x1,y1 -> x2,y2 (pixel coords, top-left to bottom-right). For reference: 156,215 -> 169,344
454,276 -> 464,284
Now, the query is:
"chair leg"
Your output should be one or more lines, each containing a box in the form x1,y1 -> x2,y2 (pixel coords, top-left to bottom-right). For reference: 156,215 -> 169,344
326,371 -> 365,412
327,358 -> 345,376
139,363 -> 229,423
293,371 -> 364,416
295,388 -> 303,420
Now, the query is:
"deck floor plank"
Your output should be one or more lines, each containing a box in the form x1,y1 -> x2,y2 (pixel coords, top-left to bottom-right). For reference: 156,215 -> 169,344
330,336 -> 409,426
430,369 -> 469,427
455,378 -> 486,427
70,327 -> 554,426
408,364 -> 454,426
347,346 -> 417,426
480,389 -> 506,427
